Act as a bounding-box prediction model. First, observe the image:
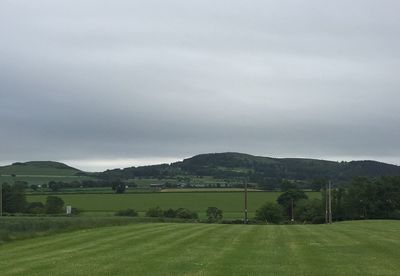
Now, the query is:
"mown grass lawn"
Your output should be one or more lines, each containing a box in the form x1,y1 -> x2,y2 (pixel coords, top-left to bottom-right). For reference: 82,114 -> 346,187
0,220 -> 399,275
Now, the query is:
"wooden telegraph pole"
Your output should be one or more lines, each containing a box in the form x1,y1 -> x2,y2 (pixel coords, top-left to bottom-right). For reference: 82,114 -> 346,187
244,178 -> 248,224
291,199 -> 294,222
328,180 -> 333,224
325,183 -> 328,224
0,182 -> 2,217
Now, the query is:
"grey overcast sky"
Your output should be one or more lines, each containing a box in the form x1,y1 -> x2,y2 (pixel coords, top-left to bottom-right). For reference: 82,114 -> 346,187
1,0 -> 400,171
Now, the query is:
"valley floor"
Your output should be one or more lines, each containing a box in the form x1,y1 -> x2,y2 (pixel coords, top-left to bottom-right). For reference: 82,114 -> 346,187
0,220 -> 399,275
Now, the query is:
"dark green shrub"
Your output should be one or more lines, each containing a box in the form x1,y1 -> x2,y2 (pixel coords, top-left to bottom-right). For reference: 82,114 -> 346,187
255,202 -> 283,224
175,208 -> 198,219
45,196 -> 65,214
26,202 -> 45,214
146,206 -> 164,217
163,208 -> 177,218
115,209 -> 138,217
206,207 -> 223,222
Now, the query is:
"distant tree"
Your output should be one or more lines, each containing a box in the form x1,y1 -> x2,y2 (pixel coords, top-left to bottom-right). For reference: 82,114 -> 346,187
255,202 -> 283,223
295,199 -> 324,224
48,181 -> 61,192
163,208 -> 177,218
111,180 -> 126,194
280,180 -> 297,192
277,189 -> 308,219
311,178 -> 326,192
146,206 -> 164,217
206,207 -> 223,222
26,202 -> 45,214
1,182 -> 27,213
30,184 -> 38,191
175,208 -> 198,219
45,196 -> 64,214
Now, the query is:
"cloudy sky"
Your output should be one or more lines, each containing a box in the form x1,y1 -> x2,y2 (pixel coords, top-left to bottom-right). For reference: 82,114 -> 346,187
1,0 -> 400,171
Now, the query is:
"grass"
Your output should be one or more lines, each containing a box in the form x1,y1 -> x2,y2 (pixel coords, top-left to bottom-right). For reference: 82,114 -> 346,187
0,220 -> 399,275
27,191 -> 320,219
160,188 -> 262,192
0,175 -> 95,186
0,216 -> 152,244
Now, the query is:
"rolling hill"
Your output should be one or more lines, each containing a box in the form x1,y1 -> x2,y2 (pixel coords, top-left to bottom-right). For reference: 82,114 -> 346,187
0,161 -> 81,176
2,153 -> 400,187
100,152 -> 400,187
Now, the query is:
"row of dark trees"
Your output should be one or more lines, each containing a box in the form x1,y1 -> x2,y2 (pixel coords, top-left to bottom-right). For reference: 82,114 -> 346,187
115,206 -> 223,222
255,176 -> 400,224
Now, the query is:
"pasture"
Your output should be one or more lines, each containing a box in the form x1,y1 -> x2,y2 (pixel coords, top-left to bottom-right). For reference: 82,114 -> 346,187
0,175 -> 94,186
27,191 -> 320,219
0,220 -> 399,275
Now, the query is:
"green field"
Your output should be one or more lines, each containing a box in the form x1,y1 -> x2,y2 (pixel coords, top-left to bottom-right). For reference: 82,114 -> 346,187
27,192 -> 319,219
0,175 -> 95,186
0,220 -> 399,275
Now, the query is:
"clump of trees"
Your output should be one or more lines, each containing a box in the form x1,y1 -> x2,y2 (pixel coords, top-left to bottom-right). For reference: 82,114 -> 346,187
254,176 -> 400,224
111,180 -> 126,194
1,182 -> 27,213
332,176 -> 400,220
1,182 -> 67,215
255,202 -> 283,223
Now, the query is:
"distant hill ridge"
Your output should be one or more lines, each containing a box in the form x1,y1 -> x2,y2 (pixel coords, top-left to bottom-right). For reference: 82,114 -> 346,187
2,153 -> 400,185
100,152 -> 400,185
0,161 -> 80,176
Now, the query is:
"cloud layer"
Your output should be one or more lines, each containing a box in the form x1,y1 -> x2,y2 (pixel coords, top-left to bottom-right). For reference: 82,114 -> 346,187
1,0 -> 400,170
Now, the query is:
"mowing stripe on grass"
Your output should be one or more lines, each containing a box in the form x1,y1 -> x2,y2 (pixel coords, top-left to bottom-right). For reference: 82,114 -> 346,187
1,221 -> 400,275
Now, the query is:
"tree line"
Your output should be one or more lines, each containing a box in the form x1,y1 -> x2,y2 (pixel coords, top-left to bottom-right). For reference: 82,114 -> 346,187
1,182 -> 69,215
255,176 -> 400,223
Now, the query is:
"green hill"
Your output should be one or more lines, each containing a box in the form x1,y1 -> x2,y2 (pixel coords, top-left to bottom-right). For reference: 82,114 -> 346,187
0,161 -> 80,176
100,152 -> 400,187
179,152 -> 400,182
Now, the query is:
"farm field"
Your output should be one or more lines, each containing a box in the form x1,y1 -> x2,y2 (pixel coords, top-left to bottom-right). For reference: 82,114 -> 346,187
27,191 -> 320,219
0,220 -> 399,275
0,175 -> 95,186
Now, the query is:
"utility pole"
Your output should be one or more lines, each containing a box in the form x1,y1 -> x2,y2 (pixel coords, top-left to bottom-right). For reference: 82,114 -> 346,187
0,182 -> 2,217
325,183 -> 328,224
328,180 -> 333,224
291,199 -> 294,222
244,178 -> 248,224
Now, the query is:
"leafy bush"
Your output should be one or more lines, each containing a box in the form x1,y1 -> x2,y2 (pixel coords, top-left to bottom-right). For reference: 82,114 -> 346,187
45,196 -> 65,214
26,202 -> 45,214
295,199 -> 324,224
163,208 -> 177,218
146,206 -> 164,217
175,208 -> 198,219
255,202 -> 283,224
206,207 -> 223,222
115,209 -> 138,217
146,207 -> 198,220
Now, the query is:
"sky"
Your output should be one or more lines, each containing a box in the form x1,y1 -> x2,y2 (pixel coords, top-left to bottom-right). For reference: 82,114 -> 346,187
1,0 -> 400,171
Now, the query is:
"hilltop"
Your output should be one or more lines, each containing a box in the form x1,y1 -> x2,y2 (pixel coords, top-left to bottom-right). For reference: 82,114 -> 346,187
0,161 -> 81,176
